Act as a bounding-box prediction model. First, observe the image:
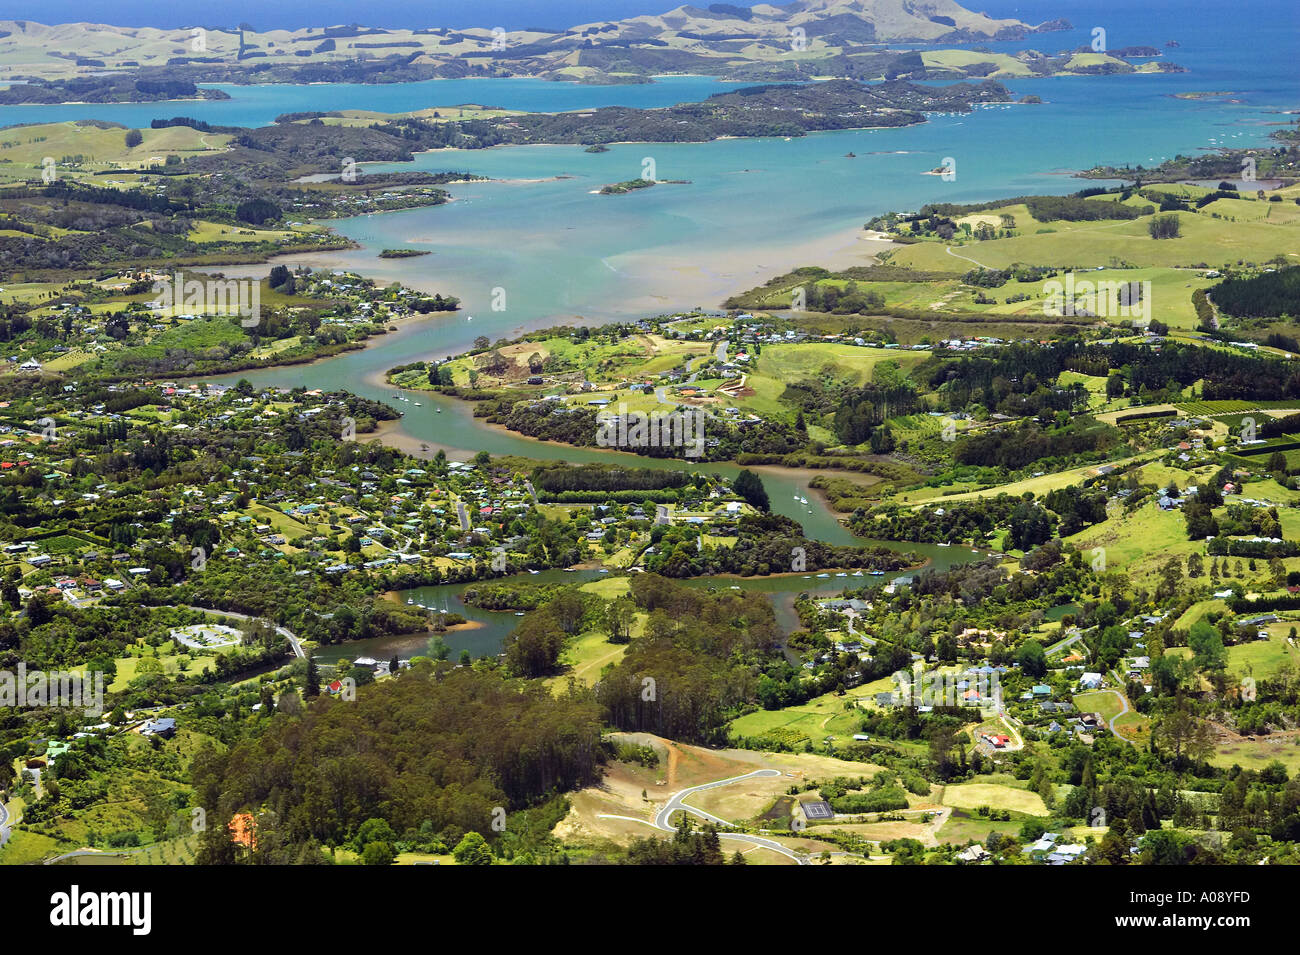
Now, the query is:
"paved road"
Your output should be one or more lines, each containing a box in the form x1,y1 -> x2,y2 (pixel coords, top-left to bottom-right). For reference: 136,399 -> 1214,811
652,769 -> 810,865
843,613 -> 877,646
172,605 -> 305,659
0,799 -> 11,848
44,844 -> 156,865
1046,629 -> 1084,656
653,769 -> 774,830
946,245 -> 991,269
1099,689 -> 1137,745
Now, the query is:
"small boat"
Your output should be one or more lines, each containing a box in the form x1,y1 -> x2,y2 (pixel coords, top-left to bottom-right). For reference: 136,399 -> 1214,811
527,569 -> 539,575
514,612 -> 525,616
815,573 -> 830,579
598,568 -> 610,574
869,571 -> 885,577
729,585 -> 741,590
436,408 -> 441,413
406,597 -> 414,604
851,571 -> 864,577
835,572 -> 848,577
937,542 -> 951,547
413,402 -> 421,407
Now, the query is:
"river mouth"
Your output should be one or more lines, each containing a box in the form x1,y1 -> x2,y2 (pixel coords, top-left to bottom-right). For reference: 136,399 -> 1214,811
185,60 -> 1282,628
195,98 -> 1282,543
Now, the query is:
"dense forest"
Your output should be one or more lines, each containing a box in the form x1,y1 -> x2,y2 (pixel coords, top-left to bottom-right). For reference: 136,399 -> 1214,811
931,340 -> 1300,407
0,75 -> 229,104
1212,266 -> 1300,319
914,191 -> 1151,222
953,417 -> 1121,471
641,513 -> 918,578
492,400 -> 806,462
594,575 -> 783,744
190,667 -> 605,853
853,484 -> 1108,549
531,464 -> 690,495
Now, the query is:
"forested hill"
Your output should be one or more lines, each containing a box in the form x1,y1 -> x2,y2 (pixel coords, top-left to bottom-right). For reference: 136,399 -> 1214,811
420,78 -> 1013,145
286,79 -> 1009,151
190,667 -> 605,857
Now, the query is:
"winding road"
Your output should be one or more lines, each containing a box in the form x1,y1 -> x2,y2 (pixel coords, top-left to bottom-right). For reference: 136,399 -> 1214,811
44,845 -> 150,865
606,768 -> 812,864
1098,689 -> 1137,745
164,605 -> 305,659
653,769 -> 776,831
945,245 -> 991,269
1046,629 -> 1084,657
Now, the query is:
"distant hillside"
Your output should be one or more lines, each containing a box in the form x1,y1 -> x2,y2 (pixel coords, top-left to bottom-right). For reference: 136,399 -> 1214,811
0,2 -> 1073,92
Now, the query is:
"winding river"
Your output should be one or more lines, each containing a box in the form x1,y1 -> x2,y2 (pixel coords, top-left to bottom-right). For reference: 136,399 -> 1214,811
186,0 -> 1299,654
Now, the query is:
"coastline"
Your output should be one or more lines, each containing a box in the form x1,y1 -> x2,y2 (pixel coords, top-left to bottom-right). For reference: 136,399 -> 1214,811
182,308 -> 454,383
379,591 -> 488,634
214,214 -> 900,381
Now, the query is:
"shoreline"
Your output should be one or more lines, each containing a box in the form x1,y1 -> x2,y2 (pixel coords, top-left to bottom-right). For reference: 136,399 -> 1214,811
379,591 -> 488,633
368,409 -> 899,547
182,309 -> 453,384
216,213 -> 900,385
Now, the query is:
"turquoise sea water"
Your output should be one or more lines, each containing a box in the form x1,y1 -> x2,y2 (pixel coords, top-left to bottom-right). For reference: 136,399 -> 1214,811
0,75 -> 746,130
7,0 -> 1297,544
210,64 -> 1291,370
195,3 -> 1295,538
185,0 -> 1299,353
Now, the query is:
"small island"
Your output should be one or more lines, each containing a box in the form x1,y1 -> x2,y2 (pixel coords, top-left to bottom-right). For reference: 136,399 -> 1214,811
598,178 -> 690,195
379,249 -> 433,259
599,179 -> 656,195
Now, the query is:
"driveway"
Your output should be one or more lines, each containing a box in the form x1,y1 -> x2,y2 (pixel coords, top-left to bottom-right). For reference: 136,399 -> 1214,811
632,769 -> 811,864
1099,689 -> 1136,745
